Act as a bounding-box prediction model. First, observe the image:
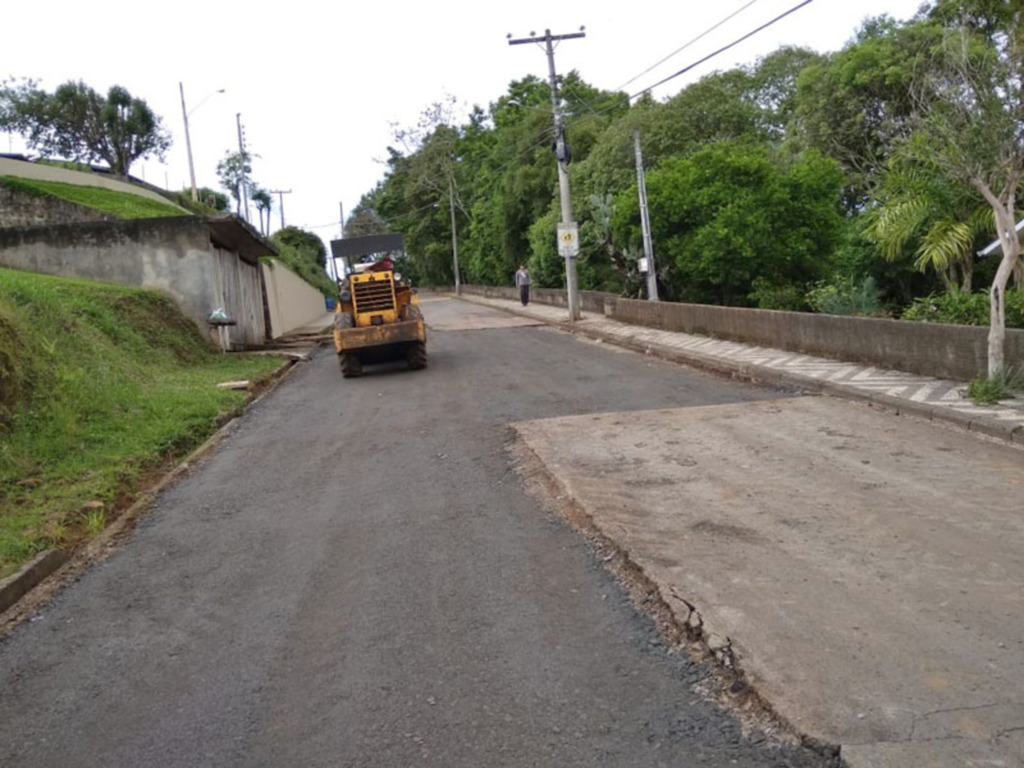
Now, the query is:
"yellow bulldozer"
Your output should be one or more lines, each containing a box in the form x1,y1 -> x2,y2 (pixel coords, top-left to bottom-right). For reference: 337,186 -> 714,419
330,234 -> 426,378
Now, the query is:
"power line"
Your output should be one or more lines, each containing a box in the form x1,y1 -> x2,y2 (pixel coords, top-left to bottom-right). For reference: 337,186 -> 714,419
629,0 -> 815,99
613,0 -> 762,93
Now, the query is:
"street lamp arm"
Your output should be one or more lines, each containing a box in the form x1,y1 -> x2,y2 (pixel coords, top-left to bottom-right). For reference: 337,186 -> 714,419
188,88 -> 226,118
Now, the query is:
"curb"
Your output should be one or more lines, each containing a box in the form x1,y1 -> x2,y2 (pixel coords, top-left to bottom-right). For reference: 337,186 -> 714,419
0,355 -> 304,624
457,294 -> 1024,448
0,550 -> 69,613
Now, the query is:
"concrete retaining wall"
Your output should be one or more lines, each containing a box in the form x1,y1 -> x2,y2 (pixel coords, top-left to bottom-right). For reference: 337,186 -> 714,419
0,185 -> 115,228
0,157 -> 185,208
457,284 -> 1023,381
0,218 -> 265,348
261,258 -> 328,338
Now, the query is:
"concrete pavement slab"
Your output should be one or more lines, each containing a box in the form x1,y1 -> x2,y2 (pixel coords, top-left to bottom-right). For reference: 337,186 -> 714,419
514,397 -> 1024,767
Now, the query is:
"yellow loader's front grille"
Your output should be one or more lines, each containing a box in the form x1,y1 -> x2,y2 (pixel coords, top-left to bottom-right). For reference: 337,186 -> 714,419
352,274 -> 397,315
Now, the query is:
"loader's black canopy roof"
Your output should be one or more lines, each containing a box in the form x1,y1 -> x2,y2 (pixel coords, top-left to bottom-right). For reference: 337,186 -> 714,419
330,234 -> 404,260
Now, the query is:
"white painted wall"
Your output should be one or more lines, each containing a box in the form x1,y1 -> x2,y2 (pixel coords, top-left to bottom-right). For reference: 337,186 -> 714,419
260,258 -> 329,338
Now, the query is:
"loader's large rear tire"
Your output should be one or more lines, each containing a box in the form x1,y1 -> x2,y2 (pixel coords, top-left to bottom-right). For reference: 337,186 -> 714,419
340,353 -> 363,378
407,341 -> 427,370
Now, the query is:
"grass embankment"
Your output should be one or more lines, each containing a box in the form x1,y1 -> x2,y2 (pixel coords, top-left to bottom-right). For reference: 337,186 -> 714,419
0,176 -> 189,219
0,268 -> 285,579
265,244 -> 337,299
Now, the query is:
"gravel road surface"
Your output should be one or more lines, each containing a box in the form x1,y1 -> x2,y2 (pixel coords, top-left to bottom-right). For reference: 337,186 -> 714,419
0,297 -> 831,767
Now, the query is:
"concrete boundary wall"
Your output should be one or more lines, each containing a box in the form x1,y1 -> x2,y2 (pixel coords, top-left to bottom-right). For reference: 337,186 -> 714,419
457,285 -> 1023,381
261,259 -> 328,338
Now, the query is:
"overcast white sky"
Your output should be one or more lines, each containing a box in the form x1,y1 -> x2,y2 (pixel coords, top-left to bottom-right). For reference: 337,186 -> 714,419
4,0 -> 926,247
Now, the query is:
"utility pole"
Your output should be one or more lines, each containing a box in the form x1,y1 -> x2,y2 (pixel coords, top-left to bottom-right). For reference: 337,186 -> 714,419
236,113 -> 248,221
336,201 -> 345,282
509,26 -> 585,322
179,82 -> 198,202
449,175 -> 461,296
269,189 -> 291,230
633,130 -> 659,301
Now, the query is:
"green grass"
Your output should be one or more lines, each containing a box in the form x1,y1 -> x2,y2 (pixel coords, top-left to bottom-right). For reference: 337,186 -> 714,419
264,250 -> 337,298
0,176 -> 189,220
0,268 -> 285,578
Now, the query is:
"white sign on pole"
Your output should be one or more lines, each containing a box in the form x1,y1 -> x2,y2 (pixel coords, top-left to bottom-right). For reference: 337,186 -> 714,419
638,257 -> 649,274
557,222 -> 579,258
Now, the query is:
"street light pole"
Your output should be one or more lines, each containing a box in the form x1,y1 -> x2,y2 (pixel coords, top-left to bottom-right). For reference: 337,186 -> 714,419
179,84 -> 225,203
179,82 -> 198,202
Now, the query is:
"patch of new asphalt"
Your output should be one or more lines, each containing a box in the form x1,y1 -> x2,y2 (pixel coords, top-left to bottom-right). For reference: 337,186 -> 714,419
0,298 -> 831,767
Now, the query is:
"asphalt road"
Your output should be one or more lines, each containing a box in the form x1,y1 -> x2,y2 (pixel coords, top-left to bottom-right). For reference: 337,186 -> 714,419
0,297 -> 830,767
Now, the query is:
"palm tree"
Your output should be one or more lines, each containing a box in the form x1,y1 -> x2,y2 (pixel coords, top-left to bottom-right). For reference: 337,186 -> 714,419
865,156 -> 994,294
251,187 -> 272,236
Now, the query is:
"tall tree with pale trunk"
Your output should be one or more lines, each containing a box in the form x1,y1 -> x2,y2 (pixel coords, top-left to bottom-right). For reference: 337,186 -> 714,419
897,0 -> 1024,375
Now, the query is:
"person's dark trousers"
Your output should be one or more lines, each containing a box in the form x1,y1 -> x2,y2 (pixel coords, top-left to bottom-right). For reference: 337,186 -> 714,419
520,285 -> 530,306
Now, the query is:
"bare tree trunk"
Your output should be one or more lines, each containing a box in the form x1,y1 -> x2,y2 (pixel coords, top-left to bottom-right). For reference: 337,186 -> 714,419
961,256 -> 973,293
987,204 -> 1020,375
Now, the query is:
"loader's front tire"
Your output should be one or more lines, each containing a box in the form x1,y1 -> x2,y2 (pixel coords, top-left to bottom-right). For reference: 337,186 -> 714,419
340,353 -> 363,378
407,341 -> 428,370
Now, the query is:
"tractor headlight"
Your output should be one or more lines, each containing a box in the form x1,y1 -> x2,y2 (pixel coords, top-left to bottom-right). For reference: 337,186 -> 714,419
340,289 -> 352,303
394,272 -> 403,282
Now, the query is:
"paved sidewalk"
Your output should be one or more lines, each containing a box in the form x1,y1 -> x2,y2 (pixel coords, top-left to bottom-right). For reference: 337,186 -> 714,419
459,294 -> 1024,446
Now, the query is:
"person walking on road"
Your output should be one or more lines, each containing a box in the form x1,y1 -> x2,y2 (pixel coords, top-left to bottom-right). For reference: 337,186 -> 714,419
515,264 -> 532,306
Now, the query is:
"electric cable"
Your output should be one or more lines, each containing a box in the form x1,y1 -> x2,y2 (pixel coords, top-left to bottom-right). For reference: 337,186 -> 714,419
613,0 -> 762,93
629,0 -> 815,99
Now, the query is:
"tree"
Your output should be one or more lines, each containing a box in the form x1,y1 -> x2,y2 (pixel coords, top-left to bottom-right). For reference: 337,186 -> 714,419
794,16 -> 931,208
886,0 -> 1024,374
346,193 -> 389,238
196,187 -> 229,212
251,187 -> 272,236
0,79 -> 170,178
271,226 -> 327,269
216,150 -> 252,215
613,142 -> 844,306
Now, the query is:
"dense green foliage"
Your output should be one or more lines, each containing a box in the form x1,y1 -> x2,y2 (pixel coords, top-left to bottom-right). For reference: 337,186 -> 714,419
0,176 -> 189,219
0,268 -> 284,578
902,289 -> 1024,327
613,143 -> 844,306
0,79 -> 170,177
350,1 -> 1023,327
269,227 -> 335,297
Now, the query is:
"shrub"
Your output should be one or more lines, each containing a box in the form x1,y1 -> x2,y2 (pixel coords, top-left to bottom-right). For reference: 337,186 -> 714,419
748,278 -> 806,311
806,276 -> 882,316
901,289 -> 1024,327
